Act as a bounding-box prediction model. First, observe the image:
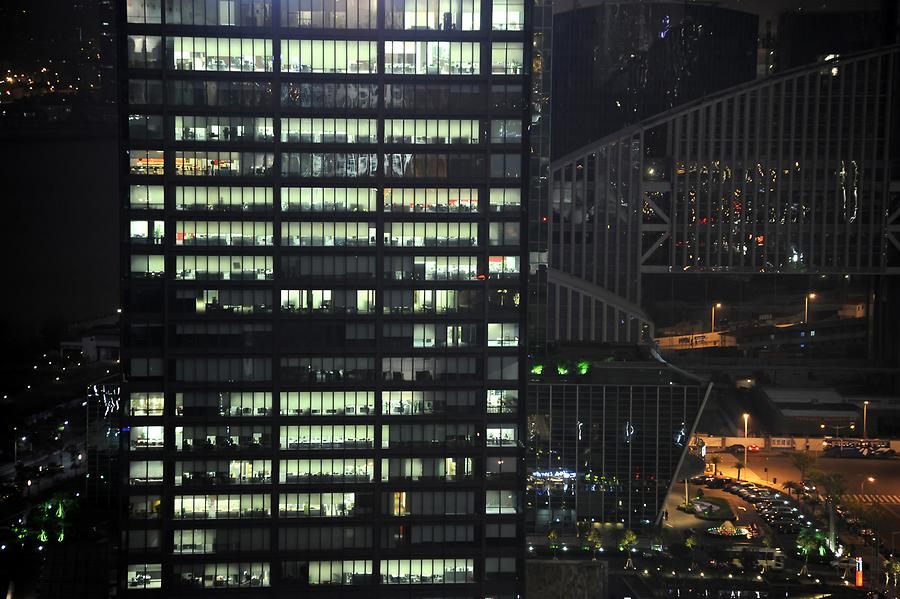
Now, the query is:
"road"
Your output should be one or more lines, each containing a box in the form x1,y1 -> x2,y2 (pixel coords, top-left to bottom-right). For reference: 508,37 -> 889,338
733,452 -> 900,495
0,443 -> 84,482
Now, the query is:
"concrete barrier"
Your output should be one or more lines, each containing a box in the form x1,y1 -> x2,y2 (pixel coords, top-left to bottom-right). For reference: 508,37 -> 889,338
694,434 -> 829,452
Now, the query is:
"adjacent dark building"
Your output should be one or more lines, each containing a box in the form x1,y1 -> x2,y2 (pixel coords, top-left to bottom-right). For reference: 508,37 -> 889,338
774,10 -> 882,72
526,344 -> 709,540
548,46 -> 900,345
551,1 -> 758,158
119,0 -> 530,595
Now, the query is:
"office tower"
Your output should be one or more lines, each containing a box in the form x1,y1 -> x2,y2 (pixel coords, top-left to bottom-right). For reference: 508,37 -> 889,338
119,0 -> 529,595
526,344 -> 709,538
551,1 -> 758,159
547,46 -> 900,345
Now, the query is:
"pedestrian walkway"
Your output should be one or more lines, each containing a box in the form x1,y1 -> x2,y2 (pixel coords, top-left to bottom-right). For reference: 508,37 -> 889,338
843,493 -> 900,504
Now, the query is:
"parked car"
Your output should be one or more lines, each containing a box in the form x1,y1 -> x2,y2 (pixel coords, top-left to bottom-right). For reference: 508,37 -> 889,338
774,522 -> 801,534
737,487 -> 761,499
760,505 -> 798,515
706,477 -> 728,489
727,444 -> 745,454
761,512 -> 799,523
748,490 -> 781,503
764,512 -> 799,524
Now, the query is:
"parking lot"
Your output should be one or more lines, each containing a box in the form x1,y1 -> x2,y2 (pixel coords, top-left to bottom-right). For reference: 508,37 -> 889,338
667,475 -> 864,583
713,449 -> 900,550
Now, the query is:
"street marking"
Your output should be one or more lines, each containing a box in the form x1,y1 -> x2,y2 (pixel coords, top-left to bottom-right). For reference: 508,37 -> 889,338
843,494 -> 900,504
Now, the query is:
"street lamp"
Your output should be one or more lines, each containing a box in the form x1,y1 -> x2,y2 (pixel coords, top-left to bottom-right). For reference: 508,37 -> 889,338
804,293 -> 816,323
820,423 -> 855,439
711,303 -> 722,332
860,476 -> 875,495
863,401 -> 869,440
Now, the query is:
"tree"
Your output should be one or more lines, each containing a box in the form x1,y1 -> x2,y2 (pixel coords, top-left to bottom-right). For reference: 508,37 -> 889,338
709,455 -> 721,477
620,529 -> 638,570
735,461 -> 745,481
738,548 -> 757,573
575,520 -> 590,541
789,452 -> 817,482
758,535 -> 775,572
797,527 -> 827,575
683,534 -> 699,570
547,528 -> 559,560
782,480 -> 802,498
808,470 -> 846,552
883,557 -> 900,588
586,528 -> 604,561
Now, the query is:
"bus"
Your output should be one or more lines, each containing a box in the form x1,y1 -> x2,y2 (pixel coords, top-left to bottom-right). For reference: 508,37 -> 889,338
726,546 -> 785,571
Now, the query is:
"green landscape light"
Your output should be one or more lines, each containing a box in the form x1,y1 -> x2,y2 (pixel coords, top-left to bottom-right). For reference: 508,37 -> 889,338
531,363 -> 544,375
556,363 -> 569,375
39,530 -> 47,542
577,360 -> 590,375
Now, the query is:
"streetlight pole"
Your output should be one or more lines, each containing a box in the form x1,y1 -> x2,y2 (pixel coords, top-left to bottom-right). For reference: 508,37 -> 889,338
804,293 -> 816,323
873,494 -> 880,593
821,423 -> 855,439
743,413 -> 750,470
13,436 -> 25,463
711,303 -> 722,333
863,401 -> 869,440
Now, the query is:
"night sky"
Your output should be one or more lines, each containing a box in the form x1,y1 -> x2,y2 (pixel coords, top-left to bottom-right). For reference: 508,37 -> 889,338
0,0 -> 117,352
0,135 -> 118,345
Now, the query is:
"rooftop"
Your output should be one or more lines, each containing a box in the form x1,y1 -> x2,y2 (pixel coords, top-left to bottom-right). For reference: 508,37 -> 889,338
530,343 -> 706,386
